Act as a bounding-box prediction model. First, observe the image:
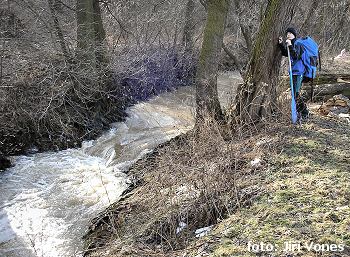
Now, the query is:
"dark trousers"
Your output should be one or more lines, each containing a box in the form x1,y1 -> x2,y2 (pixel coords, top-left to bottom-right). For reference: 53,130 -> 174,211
292,75 -> 309,116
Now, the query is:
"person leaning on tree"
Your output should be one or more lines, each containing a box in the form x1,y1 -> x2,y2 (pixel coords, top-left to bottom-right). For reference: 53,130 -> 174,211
278,27 -> 310,120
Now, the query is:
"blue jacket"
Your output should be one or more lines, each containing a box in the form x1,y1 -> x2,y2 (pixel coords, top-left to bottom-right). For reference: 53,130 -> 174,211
279,38 -> 305,76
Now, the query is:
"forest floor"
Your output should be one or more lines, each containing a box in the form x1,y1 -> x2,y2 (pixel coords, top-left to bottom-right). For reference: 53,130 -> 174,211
84,55 -> 350,257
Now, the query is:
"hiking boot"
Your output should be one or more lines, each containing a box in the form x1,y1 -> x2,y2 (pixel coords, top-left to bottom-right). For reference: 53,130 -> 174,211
301,110 -> 310,119
297,112 -> 302,125
296,111 -> 310,125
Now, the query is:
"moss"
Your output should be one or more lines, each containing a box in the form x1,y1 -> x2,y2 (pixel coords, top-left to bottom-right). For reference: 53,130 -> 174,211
196,0 -> 229,119
198,0 -> 229,70
252,0 -> 281,62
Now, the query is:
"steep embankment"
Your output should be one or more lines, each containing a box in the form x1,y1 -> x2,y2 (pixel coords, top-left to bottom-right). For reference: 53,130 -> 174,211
84,107 -> 350,257
192,111 -> 350,257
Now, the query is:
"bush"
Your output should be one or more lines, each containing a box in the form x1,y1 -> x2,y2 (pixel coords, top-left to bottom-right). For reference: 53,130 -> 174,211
0,47 -> 196,156
119,47 -> 196,104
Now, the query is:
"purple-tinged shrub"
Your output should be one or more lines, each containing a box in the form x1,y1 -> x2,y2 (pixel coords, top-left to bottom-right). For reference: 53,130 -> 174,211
118,48 -> 196,105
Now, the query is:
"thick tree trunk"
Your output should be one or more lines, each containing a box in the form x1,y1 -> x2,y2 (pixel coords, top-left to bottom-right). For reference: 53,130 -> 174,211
74,0 -> 110,121
76,0 -> 108,69
232,0 -> 299,125
195,0 -> 230,124
76,0 -> 95,67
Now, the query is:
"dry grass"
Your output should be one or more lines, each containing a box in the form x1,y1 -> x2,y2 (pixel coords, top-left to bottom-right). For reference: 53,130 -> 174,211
182,113 -> 350,257
83,114 -> 291,257
84,102 -> 350,257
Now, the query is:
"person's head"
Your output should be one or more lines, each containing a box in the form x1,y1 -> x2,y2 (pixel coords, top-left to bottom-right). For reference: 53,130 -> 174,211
286,27 -> 297,40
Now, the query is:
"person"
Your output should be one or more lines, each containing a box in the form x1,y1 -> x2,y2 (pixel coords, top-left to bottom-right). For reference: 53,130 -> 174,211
278,27 -> 309,120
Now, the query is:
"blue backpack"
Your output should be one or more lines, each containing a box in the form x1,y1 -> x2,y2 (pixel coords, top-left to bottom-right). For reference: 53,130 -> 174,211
295,37 -> 319,79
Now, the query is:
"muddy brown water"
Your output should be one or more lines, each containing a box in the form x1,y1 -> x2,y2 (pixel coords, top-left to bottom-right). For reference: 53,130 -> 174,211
0,72 -> 241,257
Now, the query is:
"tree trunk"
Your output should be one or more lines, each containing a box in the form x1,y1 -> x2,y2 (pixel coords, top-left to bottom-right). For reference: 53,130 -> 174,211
233,0 -> 253,54
48,0 -> 71,62
92,0 -> 108,68
300,0 -> 320,35
76,0 -> 95,67
232,0 -> 299,125
182,0 -> 195,53
76,0 -> 108,70
195,0 -> 230,124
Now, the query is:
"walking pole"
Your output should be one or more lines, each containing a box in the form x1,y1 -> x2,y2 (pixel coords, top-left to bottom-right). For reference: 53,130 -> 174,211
287,46 -> 298,124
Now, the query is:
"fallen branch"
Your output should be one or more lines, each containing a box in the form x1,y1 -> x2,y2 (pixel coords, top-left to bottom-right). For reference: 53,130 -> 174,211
303,83 -> 350,100
282,73 -> 350,85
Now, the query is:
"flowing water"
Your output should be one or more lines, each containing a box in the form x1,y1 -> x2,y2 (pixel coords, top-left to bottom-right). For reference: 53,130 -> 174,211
0,72 -> 241,257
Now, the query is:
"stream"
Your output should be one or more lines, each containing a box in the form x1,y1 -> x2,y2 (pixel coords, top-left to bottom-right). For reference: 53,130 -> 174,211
0,72 -> 241,257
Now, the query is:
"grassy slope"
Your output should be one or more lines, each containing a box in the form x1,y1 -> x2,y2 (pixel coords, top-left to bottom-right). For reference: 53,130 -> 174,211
189,113 -> 350,257
85,109 -> 350,257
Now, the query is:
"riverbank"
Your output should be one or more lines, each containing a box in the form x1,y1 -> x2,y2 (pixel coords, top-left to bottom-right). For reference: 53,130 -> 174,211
0,155 -> 11,171
0,49 -> 194,167
84,106 -> 350,257
0,80 -> 198,257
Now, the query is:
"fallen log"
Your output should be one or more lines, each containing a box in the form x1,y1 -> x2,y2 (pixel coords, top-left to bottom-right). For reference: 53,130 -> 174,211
281,73 -> 350,85
312,74 -> 350,84
302,83 -> 350,100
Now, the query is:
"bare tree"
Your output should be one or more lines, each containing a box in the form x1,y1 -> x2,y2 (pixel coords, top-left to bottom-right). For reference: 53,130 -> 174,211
76,0 -> 108,70
48,0 -> 71,62
300,0 -> 320,35
232,0 -> 300,125
195,0 -> 230,124
182,0 -> 195,53
233,0 -> 253,54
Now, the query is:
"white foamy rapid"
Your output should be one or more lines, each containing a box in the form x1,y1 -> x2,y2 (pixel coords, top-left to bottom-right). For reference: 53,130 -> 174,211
0,72 -> 241,257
